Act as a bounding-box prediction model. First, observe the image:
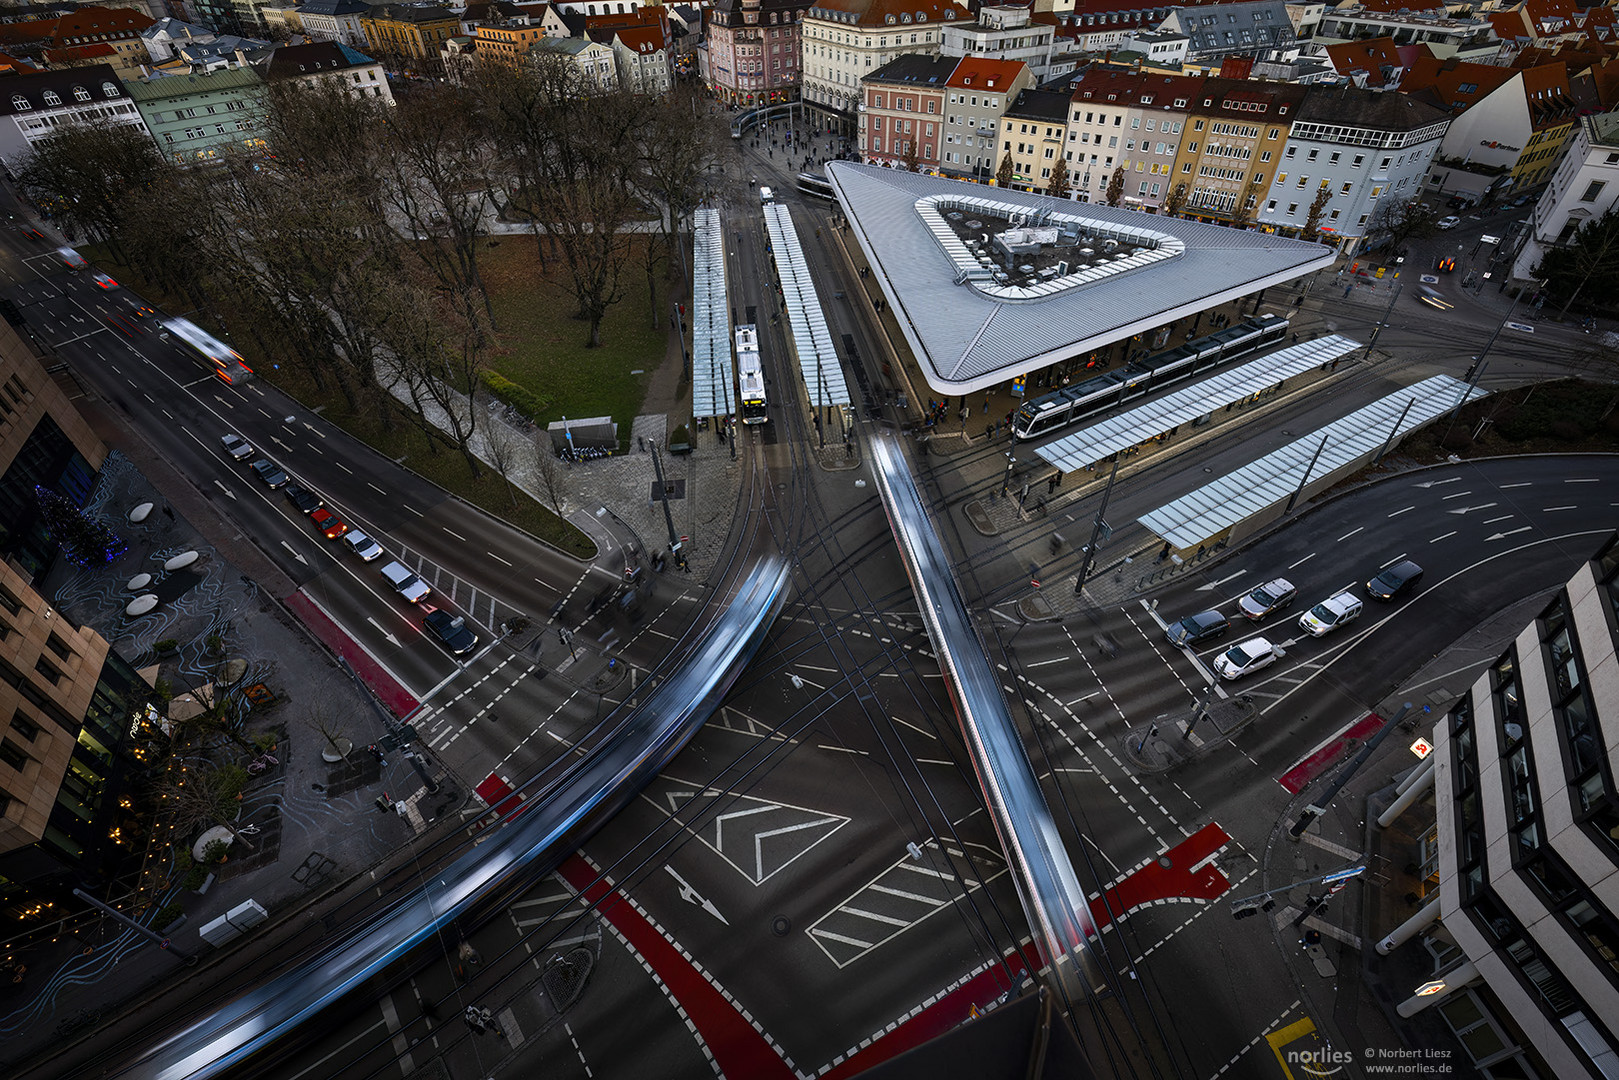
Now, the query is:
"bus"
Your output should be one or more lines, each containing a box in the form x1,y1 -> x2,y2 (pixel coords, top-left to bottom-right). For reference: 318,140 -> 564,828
736,324 -> 768,424
796,171 -> 835,201
1011,314 -> 1289,441
161,316 -> 255,385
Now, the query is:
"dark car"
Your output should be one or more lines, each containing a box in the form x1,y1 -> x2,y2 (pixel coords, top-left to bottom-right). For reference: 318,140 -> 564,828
1166,610 -> 1230,647
423,607 -> 478,656
250,459 -> 288,489
1367,559 -> 1424,601
283,483 -> 323,514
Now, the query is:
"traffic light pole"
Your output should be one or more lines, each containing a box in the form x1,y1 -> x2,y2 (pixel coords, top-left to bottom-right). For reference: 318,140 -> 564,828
1074,454 -> 1122,596
1228,862 -> 1366,919
1287,702 -> 1413,839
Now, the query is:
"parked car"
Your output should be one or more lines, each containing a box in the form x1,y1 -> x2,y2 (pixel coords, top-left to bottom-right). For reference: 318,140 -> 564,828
1214,637 -> 1282,681
1299,592 -> 1363,636
1436,215 -> 1462,230
381,560 -> 431,603
310,507 -> 347,539
1367,560 -> 1424,601
1238,578 -> 1297,621
342,529 -> 384,562
283,483 -> 323,514
423,606 -> 478,656
250,459 -> 288,488
220,433 -> 254,460
1166,610 -> 1230,647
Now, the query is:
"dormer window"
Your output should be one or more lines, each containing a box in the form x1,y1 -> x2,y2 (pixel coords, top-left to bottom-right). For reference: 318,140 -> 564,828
917,11 -> 927,21
102,82 -> 118,97
11,96 -> 29,110
886,13 -> 895,23
42,90 -> 60,106
73,86 -> 90,102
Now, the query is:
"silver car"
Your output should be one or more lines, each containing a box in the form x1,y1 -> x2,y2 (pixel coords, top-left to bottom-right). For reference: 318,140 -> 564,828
343,529 -> 384,562
220,433 -> 254,460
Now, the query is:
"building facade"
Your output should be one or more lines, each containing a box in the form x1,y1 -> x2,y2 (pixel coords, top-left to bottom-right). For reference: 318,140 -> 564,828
1065,68 -> 1202,211
1314,1 -> 1500,60
706,0 -> 811,108
359,4 -> 461,71
264,41 -> 394,104
471,9 -> 565,66
612,23 -> 672,92
938,5 -> 1055,82
995,87 -> 1069,192
125,64 -> 267,163
1383,533 -> 1619,1079
800,0 -> 966,134
938,55 -> 1029,182
0,65 -> 149,171
1512,110 -> 1619,282
1160,0 -> 1296,62
296,0 -> 371,47
536,35 -> 620,89
1170,76 -> 1307,224
1257,85 -> 1450,252
858,52 -> 952,167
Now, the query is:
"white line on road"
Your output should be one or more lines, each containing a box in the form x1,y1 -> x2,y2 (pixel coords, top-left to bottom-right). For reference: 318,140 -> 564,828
917,758 -> 955,766
817,744 -> 868,755
1487,527 -> 1533,540
444,527 -> 467,541
487,552 -> 512,566
1386,506 -> 1414,518
1026,656 -> 1068,668
1336,527 -> 1363,542
1430,531 -> 1456,543
1499,481 -> 1531,488
891,715 -> 937,739
1440,491 -> 1472,500
1563,478 -> 1599,483
368,483 -> 387,495
1482,515 -> 1513,524
1288,553 -> 1315,570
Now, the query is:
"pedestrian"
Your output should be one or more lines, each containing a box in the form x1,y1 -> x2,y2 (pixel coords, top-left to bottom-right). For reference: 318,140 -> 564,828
1195,544 -> 1206,560
464,1006 -> 486,1034
1344,284 -> 1353,298
1157,541 -> 1170,563
161,505 -> 174,521
983,397 -> 989,414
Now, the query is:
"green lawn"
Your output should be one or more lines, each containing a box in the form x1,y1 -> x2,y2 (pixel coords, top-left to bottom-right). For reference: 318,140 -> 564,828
80,240 -> 611,558
480,235 -> 668,445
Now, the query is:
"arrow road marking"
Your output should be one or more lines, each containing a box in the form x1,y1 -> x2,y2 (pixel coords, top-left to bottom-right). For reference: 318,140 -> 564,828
212,480 -> 237,500
279,540 -> 308,565
665,866 -> 728,925
1447,503 -> 1497,515
1414,477 -> 1461,488
366,617 -> 401,647
1486,527 -> 1533,541
1195,570 -> 1248,592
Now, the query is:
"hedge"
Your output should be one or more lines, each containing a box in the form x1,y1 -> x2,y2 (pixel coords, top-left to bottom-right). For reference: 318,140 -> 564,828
481,371 -> 553,421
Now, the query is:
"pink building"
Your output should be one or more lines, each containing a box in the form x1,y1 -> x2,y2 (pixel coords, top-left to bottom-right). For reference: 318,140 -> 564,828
859,53 -> 955,167
705,0 -> 812,107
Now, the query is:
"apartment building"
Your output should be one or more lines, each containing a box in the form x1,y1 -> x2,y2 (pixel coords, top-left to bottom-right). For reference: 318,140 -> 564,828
1512,109 -> 1619,281
938,55 -> 1031,181
705,0 -> 811,107
801,0 -> 967,135
1160,0 -> 1296,62
1170,76 -> 1308,223
1380,533 -> 1619,1079
1314,0 -> 1501,60
1257,85 -> 1450,251
996,87 -> 1070,192
1064,68 -> 1202,211
858,52 -> 953,167
938,5 -> 1056,82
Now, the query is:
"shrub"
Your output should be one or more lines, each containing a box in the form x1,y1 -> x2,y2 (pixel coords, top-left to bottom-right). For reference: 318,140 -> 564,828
153,902 -> 185,929
201,839 -> 230,865
182,865 -> 209,890
154,639 -> 179,656
481,371 -> 553,420
204,634 -> 223,657
670,424 -> 690,446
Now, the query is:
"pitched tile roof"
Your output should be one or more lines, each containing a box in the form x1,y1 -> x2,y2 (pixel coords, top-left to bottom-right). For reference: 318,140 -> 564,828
807,0 -> 969,29
945,56 -> 1024,91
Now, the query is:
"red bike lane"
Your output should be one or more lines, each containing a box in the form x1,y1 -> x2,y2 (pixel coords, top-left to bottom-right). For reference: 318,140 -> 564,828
284,589 -> 419,717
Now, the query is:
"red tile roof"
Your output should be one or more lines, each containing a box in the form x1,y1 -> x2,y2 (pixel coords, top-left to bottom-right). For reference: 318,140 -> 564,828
945,56 -> 1024,91
1324,36 -> 1402,82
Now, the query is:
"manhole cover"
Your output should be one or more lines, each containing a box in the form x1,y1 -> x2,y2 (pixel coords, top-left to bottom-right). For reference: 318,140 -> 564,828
1157,856 -> 1173,869
772,915 -> 791,937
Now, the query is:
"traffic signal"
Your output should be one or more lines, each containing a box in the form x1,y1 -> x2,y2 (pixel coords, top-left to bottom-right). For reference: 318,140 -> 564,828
1232,902 -> 1261,920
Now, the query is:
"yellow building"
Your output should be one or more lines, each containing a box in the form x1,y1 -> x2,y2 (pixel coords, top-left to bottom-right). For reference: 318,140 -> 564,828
360,4 -> 462,69
1169,76 -> 1307,224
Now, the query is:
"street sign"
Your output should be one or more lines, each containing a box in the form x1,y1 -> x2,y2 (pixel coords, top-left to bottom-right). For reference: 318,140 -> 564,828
1505,321 -> 1535,334
1410,737 -> 1434,759
1480,234 -> 1500,245
1319,864 -> 1367,886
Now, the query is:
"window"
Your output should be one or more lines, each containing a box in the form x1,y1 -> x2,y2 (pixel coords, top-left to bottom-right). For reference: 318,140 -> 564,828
72,86 -> 90,102
1329,152 -> 1340,165
1286,202 -> 1297,215
1340,182 -> 1352,194
1266,199 -> 1277,211
1193,119 -> 1204,131
1580,180 -> 1606,202
1296,176 -> 1307,189
0,739 -> 26,771
1307,148 -> 1318,161
9,712 -> 38,742
10,96 -> 28,111
101,82 -> 118,97
42,90 -> 60,106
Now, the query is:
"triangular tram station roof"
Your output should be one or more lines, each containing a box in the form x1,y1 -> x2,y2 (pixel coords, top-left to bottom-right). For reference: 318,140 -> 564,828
826,162 -> 1336,395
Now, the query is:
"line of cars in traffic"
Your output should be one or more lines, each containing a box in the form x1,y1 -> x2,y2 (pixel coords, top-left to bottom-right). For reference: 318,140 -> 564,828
1165,559 -> 1426,680
223,431 -> 480,657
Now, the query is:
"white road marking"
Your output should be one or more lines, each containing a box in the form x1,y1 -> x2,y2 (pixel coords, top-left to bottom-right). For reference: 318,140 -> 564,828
1336,527 -> 1363,542
1386,506 -> 1414,518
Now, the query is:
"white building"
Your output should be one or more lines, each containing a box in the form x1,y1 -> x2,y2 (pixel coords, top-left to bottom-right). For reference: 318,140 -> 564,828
1512,110 -> 1619,282
801,0 -> 969,136
938,54 -> 1031,181
1257,86 -> 1450,252
612,23 -> 672,92
537,35 -> 619,90
1119,30 -> 1188,66
1380,532 -> 1619,1080
0,64 -> 149,171
938,5 -> 1055,82
296,0 -> 372,47
142,17 -> 219,62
